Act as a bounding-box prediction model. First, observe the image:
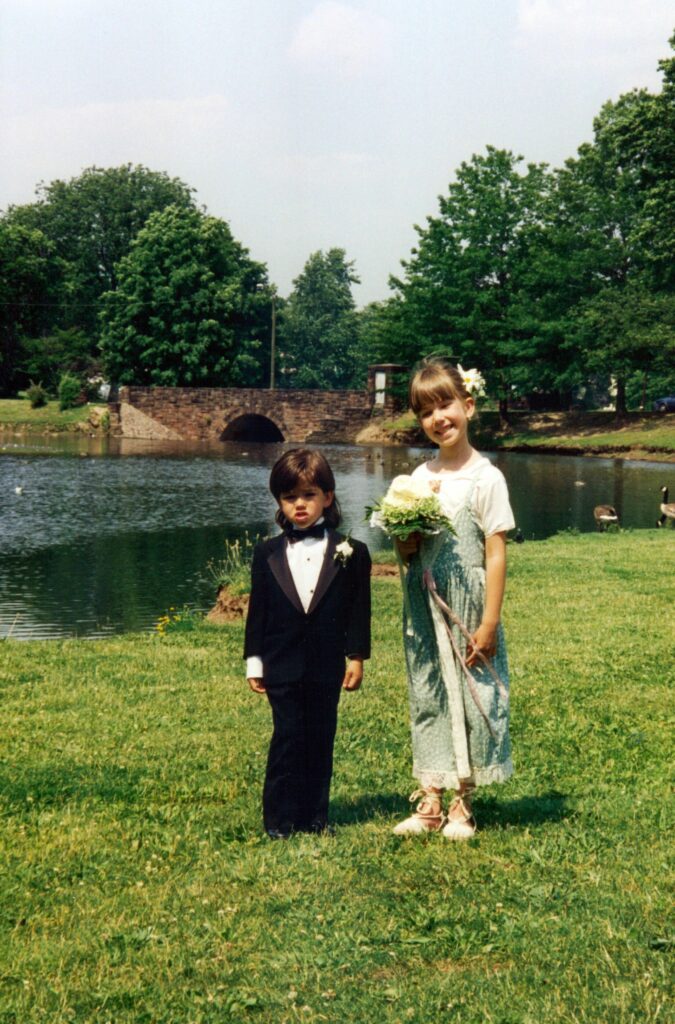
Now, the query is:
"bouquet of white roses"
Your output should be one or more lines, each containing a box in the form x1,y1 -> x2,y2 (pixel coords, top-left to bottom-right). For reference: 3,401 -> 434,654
367,474 -> 455,540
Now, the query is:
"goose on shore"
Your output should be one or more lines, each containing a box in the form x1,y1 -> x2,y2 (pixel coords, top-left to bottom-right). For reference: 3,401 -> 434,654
594,504 -> 619,530
657,486 -> 675,527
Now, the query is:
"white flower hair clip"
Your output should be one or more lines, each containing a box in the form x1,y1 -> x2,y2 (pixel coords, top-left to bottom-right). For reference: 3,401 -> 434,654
457,364 -> 486,398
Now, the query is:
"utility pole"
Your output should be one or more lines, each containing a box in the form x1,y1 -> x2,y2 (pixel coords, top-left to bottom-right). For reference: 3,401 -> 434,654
270,292 -> 276,390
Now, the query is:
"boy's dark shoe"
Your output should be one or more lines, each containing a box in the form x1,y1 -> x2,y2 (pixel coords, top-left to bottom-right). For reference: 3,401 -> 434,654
306,820 -> 335,836
266,827 -> 292,840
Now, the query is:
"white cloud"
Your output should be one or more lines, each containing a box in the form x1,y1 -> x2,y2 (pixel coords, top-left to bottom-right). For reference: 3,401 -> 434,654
275,150 -> 377,187
0,95 -> 242,206
288,1 -> 393,77
516,0 -> 673,84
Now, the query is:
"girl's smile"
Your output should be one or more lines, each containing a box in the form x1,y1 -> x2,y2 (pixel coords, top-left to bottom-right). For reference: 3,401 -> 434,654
419,396 -> 474,449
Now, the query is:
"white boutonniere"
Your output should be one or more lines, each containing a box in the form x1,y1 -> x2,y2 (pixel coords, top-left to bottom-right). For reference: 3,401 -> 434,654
334,538 -> 354,568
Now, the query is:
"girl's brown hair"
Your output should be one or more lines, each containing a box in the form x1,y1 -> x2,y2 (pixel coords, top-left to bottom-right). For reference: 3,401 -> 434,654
408,356 -> 471,416
269,448 -> 341,529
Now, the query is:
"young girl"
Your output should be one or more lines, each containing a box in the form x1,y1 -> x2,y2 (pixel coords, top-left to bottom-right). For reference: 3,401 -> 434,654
393,358 -> 515,839
244,449 -> 371,838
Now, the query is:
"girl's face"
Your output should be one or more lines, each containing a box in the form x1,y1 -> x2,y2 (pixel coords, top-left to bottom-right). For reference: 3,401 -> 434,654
418,394 -> 475,449
278,477 -> 333,529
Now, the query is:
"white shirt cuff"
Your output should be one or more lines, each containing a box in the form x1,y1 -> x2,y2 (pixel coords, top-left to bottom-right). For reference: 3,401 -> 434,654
246,656 -> 264,679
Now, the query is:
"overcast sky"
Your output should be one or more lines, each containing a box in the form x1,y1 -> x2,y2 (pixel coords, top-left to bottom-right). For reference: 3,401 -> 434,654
1,0 -> 672,305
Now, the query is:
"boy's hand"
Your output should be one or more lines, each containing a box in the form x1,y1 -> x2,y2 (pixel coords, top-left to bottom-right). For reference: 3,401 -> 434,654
247,677 -> 266,694
342,658 -> 363,691
395,532 -> 420,563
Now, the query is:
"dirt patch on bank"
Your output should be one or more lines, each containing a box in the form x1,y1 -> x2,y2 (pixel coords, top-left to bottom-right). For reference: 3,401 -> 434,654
207,565 -> 400,622
206,587 -> 249,623
371,562 -> 399,577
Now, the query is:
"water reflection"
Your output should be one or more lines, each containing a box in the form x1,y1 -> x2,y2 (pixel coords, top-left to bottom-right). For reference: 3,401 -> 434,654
1,434 -> 672,639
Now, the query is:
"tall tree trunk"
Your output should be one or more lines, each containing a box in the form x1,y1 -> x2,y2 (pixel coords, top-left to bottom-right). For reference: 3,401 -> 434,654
615,377 -> 627,418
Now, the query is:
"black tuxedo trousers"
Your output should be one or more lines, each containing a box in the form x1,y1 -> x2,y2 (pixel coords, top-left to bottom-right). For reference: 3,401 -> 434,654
244,532 -> 371,832
263,673 -> 342,832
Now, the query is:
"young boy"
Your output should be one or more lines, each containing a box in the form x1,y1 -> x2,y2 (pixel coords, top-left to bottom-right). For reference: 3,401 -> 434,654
244,449 -> 371,838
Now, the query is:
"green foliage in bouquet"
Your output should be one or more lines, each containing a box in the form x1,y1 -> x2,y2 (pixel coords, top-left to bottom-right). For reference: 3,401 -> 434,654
367,494 -> 455,540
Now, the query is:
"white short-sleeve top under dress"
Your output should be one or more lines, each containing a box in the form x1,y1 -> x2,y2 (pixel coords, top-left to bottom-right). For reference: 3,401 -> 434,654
402,457 -> 516,790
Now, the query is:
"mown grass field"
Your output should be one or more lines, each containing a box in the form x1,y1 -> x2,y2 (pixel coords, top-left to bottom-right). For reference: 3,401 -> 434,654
0,400 -> 92,431
1,532 -> 673,1023
494,419 -> 675,453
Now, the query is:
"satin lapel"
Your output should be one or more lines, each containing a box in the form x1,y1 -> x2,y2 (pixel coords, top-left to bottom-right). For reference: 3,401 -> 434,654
307,531 -> 340,616
267,537 -> 304,615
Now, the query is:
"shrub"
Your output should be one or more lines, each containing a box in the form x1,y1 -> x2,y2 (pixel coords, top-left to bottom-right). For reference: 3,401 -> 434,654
58,372 -> 84,411
26,381 -> 48,408
205,533 -> 262,596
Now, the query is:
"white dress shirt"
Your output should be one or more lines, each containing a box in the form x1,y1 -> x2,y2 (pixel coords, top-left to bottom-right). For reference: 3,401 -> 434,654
246,521 -> 327,679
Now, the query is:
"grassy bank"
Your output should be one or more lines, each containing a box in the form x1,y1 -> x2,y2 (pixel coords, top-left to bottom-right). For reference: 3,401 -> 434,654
1,532 -> 673,1023
486,414 -> 675,456
0,399 -> 95,433
376,410 -> 675,459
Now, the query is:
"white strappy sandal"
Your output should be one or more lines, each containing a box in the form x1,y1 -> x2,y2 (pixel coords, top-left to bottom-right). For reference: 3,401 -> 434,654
441,794 -> 476,840
393,789 -> 445,835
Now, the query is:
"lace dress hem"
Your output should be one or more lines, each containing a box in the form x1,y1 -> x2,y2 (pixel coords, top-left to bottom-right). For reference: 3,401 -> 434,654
415,758 -> 514,792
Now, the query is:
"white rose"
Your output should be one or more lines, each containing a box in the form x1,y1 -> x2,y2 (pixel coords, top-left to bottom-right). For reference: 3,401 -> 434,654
384,475 -> 434,507
336,539 -> 353,558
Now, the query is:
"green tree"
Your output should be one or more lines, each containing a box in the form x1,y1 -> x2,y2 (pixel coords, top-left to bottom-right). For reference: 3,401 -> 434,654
99,205 -> 269,386
571,285 -> 675,412
391,148 -> 551,415
532,79 -> 673,412
279,249 -> 363,389
20,327 -> 96,396
599,35 -> 675,292
0,220 -> 58,394
5,164 -> 196,339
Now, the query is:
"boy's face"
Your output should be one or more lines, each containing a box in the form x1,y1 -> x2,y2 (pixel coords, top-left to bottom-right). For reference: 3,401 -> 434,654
279,477 -> 333,530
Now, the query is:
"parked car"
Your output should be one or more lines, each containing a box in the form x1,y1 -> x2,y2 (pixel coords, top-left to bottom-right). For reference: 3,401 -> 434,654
652,395 -> 675,412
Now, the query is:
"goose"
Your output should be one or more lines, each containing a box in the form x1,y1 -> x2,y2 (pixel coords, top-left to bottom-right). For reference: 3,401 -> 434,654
657,486 -> 675,527
594,505 -> 619,529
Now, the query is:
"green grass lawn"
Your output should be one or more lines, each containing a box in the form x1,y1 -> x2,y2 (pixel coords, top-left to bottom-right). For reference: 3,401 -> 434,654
1,533 -> 673,1023
496,420 -> 675,452
0,399 -> 92,430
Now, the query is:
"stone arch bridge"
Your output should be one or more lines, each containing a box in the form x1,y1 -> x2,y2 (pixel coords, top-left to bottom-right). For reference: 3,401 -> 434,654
110,367 -> 401,444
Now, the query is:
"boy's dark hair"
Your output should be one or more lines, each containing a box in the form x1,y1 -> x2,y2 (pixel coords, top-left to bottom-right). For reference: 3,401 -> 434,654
269,448 -> 341,530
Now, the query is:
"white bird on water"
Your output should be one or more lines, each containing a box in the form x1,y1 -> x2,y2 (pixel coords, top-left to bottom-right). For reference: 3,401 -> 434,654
15,486 -> 23,495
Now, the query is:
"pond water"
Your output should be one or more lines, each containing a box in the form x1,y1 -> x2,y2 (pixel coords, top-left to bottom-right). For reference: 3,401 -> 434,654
1,434 -> 672,640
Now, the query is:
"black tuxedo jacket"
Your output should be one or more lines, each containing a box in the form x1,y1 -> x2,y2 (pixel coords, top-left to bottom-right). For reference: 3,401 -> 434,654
244,530 -> 371,687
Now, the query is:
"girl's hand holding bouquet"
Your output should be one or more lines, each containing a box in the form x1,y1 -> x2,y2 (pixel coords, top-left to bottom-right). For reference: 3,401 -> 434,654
368,474 -> 455,630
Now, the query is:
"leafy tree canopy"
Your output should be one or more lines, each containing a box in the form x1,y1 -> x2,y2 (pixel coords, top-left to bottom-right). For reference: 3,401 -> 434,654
279,248 -> 364,389
99,204 -> 269,387
0,220 -> 59,394
4,164 -> 196,338
391,148 -> 551,412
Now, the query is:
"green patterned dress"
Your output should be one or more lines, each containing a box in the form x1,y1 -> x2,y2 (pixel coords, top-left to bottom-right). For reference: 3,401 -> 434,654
403,474 -> 513,791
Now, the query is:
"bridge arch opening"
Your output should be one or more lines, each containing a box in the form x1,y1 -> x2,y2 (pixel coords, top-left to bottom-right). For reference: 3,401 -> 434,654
221,414 -> 284,443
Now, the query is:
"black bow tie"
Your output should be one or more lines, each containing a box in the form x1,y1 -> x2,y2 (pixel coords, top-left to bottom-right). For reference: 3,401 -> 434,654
286,524 -> 326,543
